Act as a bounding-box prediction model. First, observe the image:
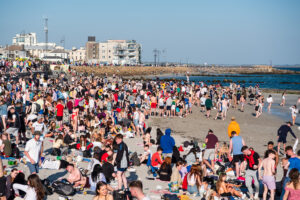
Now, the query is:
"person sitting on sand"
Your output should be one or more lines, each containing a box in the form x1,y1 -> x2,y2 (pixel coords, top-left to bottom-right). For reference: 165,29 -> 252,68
216,173 -> 246,199
158,157 -> 172,181
66,163 -> 87,188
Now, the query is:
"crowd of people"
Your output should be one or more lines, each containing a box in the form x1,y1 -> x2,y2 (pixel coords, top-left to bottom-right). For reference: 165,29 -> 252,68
0,59 -> 299,200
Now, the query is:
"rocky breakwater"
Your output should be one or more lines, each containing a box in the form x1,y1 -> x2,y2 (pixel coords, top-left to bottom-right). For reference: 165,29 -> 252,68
72,66 -> 199,76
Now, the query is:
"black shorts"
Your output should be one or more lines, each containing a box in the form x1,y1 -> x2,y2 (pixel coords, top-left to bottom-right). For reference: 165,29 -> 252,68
166,106 -> 171,110
56,116 -> 63,121
201,105 -> 205,107
233,154 -> 244,163
278,136 -> 287,144
255,106 -> 259,111
206,107 -> 211,111
159,106 -> 164,109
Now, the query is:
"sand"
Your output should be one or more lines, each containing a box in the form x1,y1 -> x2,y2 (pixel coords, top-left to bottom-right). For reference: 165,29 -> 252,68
2,93 -> 299,200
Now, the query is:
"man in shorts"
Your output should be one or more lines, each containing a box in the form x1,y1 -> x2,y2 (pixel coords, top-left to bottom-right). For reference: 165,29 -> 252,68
55,99 -> 64,127
203,129 -> 219,172
277,122 -> 297,155
258,150 -> 276,200
115,134 -> 129,190
229,131 -> 245,177
24,131 -> 43,174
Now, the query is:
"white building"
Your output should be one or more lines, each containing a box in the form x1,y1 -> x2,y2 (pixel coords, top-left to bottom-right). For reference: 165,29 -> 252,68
12,32 -> 57,58
98,40 -> 141,65
69,47 -> 86,62
40,49 -> 68,62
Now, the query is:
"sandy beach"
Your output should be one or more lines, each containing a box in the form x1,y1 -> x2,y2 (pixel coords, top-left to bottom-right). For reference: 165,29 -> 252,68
1,93 -> 299,200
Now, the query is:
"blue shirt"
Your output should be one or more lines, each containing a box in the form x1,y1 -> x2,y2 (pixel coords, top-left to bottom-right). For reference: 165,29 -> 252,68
289,157 -> 300,172
232,136 -> 243,155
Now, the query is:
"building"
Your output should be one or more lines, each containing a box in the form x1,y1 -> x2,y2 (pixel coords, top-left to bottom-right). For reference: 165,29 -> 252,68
12,32 -> 37,46
85,36 -> 99,63
40,49 -> 68,62
1,45 -> 29,59
12,32 -> 57,58
69,47 -> 86,62
99,40 -> 141,65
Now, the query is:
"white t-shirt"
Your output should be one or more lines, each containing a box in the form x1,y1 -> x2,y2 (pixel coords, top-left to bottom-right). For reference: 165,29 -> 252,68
142,197 -> 150,200
267,97 -> 273,103
25,138 -> 42,163
13,184 -> 37,200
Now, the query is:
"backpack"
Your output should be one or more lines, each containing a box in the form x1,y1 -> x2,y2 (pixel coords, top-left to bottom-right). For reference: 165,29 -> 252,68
52,180 -> 76,196
42,179 -> 53,196
130,152 -> 140,166
11,143 -> 20,158
35,103 -> 41,113
162,194 -> 179,200
113,189 -> 132,200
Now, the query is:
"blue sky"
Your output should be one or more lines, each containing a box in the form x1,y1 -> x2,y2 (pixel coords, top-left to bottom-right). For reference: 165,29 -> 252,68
1,0 -> 299,65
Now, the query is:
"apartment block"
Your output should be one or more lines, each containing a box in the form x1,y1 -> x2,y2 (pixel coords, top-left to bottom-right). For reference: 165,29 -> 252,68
99,40 -> 141,65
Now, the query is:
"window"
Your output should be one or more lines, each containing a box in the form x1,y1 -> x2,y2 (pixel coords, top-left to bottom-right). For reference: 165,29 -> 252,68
102,56 -> 105,58
102,50 -> 105,53
109,50 -> 111,53
109,56 -> 111,58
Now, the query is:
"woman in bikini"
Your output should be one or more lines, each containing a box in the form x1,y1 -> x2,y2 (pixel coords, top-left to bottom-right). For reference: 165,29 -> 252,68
72,106 -> 79,133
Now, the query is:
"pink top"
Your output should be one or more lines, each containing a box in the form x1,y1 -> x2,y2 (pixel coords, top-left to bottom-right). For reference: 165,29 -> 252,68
74,98 -> 83,107
285,187 -> 300,200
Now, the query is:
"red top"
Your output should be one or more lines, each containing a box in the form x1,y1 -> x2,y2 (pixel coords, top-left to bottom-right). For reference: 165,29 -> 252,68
56,104 -> 64,117
151,152 -> 163,167
101,153 -> 109,162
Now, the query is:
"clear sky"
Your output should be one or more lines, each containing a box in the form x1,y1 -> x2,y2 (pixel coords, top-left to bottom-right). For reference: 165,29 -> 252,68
1,0 -> 299,65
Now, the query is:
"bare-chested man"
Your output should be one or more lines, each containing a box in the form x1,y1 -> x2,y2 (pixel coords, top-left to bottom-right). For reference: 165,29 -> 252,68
66,164 -> 87,188
258,150 -> 276,200
150,94 -> 157,116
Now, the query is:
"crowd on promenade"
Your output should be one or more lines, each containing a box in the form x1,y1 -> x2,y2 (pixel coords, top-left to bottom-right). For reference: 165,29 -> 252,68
0,60 -> 298,200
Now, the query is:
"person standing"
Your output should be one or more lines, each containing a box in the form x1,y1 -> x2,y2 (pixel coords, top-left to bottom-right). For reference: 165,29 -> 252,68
280,146 -> 300,200
277,122 -> 297,155
241,146 -> 261,200
289,105 -> 298,126
114,134 -> 129,190
229,131 -> 245,177
283,169 -> 300,200
24,131 -> 43,174
205,95 -> 213,118
160,128 -> 175,158
203,129 -> 219,172
227,117 -> 240,138
55,99 -> 64,128
258,150 -> 276,200
267,95 -> 273,112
